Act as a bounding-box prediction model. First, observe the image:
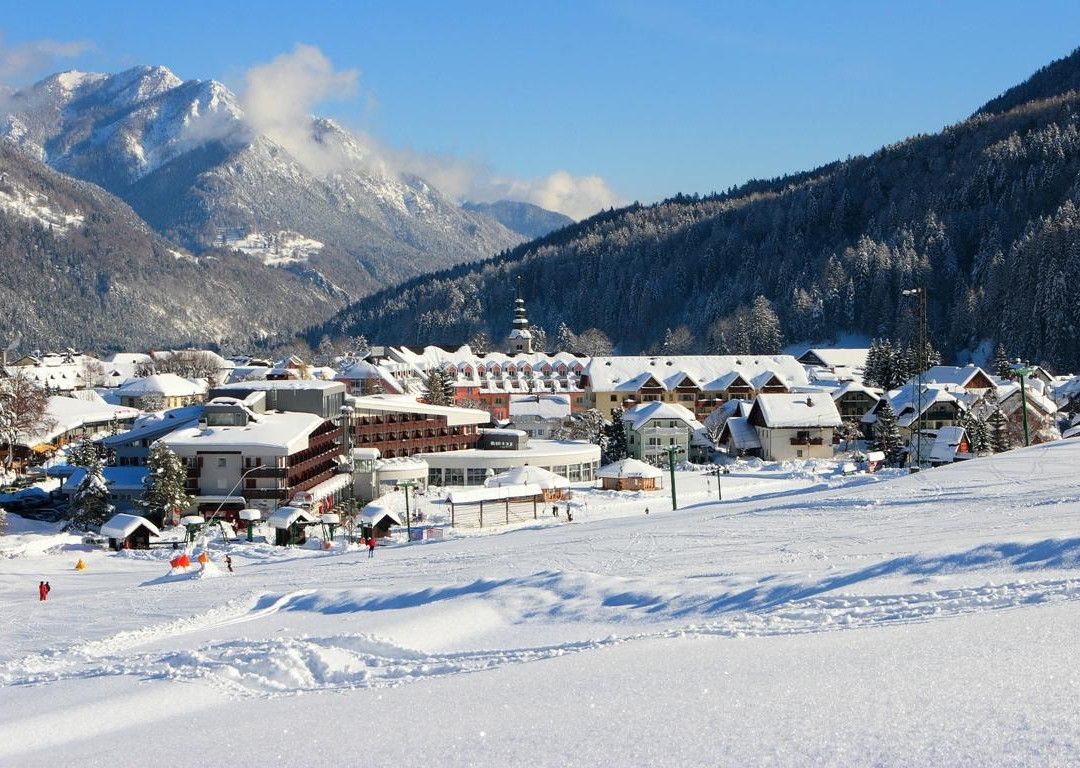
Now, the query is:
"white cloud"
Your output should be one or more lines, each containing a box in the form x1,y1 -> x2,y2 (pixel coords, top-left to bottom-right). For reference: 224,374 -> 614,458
233,44 -> 623,220
0,31 -> 92,84
240,44 -> 360,175
495,170 -> 624,221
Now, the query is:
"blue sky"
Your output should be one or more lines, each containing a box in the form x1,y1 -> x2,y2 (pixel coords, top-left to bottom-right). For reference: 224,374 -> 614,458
2,1 -> 1080,217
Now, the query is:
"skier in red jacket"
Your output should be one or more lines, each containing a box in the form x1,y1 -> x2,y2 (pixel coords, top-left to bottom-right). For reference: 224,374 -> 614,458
38,581 -> 48,601
367,537 -> 376,558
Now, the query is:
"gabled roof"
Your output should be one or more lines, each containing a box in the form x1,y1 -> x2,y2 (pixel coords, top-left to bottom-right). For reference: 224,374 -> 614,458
597,458 -> 663,479
866,383 -> 965,427
621,401 -> 704,432
584,355 -> 808,394
719,416 -> 761,450
100,513 -> 160,540
267,506 -> 318,528
797,348 -> 870,369
919,365 -> 994,389
749,393 -> 842,429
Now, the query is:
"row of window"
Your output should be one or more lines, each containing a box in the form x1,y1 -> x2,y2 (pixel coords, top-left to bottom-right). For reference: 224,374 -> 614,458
427,461 -> 600,487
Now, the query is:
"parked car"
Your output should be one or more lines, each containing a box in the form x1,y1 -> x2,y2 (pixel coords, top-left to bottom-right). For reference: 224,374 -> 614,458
82,533 -> 106,546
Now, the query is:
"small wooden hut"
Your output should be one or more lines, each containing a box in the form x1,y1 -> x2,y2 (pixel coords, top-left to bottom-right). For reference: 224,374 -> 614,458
100,513 -> 161,551
267,506 -> 317,546
596,458 -> 663,491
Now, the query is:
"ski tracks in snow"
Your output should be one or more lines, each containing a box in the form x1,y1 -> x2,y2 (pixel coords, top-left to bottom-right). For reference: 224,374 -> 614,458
3,573 -> 1079,699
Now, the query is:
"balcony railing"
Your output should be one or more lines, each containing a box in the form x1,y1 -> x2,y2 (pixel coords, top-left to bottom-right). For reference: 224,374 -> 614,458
789,436 -> 824,446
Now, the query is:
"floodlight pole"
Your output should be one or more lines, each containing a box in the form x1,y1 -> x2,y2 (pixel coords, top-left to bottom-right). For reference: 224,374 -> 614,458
666,445 -> 679,510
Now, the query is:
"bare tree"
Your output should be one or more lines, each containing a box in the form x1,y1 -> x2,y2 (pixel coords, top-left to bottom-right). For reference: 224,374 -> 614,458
0,371 -> 54,469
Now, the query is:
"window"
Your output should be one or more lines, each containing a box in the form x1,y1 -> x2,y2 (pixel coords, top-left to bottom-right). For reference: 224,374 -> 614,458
467,467 -> 488,485
428,468 -> 443,486
445,468 -> 464,485
796,450 -> 804,458
217,457 -> 227,468
610,395 -> 617,402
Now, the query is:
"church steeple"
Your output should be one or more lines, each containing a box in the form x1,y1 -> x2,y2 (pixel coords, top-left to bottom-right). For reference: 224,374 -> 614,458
508,276 -> 533,354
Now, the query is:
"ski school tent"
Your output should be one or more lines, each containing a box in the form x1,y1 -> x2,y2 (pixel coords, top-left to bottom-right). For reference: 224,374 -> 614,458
267,506 -> 318,546
100,513 -> 161,551
484,466 -> 571,501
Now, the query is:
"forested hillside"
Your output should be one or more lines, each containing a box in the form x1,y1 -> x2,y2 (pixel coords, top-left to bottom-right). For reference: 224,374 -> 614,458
311,47 -> 1080,372
0,140 -> 346,350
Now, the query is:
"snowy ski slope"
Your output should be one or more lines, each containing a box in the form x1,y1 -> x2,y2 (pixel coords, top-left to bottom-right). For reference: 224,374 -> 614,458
2,443 -> 1080,766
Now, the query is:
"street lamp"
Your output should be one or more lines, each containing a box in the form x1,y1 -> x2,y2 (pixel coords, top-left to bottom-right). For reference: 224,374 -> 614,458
1013,359 -> 1034,447
902,287 -> 927,471
398,480 -> 417,541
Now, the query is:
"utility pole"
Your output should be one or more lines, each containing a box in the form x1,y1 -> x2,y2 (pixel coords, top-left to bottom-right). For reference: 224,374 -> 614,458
902,287 -> 927,471
1014,360 -> 1034,447
399,480 -> 416,541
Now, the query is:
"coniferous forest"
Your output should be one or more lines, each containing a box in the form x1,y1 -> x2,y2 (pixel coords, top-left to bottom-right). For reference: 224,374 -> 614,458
312,48 -> 1080,372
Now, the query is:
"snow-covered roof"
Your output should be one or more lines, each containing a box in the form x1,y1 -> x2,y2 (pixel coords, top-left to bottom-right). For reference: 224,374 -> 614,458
350,394 -> 489,427
62,465 -> 148,493
830,380 -> 882,401
585,355 -> 808,394
485,465 -> 570,490
919,365 -> 993,389
24,396 -> 139,446
361,503 -> 404,526
267,506 -> 318,529
720,416 -> 761,450
597,458 -> 663,479
750,393 -> 842,429
621,401 -> 703,432
448,483 -> 544,504
928,426 -> 969,463
116,373 -> 206,398
334,360 -> 404,394
797,348 -> 870,369
509,394 -> 571,420
100,513 -> 160,540
996,381 -> 1059,416
214,379 -> 344,392
160,411 -> 326,456
866,383 -> 964,427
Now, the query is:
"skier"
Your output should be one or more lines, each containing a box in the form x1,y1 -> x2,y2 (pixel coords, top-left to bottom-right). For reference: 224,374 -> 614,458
566,509 -> 573,522
38,581 -> 47,601
46,582 -> 51,598
367,537 -> 376,558
645,506 -> 649,515
225,554 -> 233,573
552,504 -> 559,518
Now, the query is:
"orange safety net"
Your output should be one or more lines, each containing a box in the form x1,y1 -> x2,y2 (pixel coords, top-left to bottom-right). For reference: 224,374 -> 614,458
170,554 -> 191,568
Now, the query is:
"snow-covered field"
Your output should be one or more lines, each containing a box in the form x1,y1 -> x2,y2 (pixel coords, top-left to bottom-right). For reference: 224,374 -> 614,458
3,446 -> 1080,766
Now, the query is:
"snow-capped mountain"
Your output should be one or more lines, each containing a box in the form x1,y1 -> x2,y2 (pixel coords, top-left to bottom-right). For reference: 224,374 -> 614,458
1,65 -> 523,292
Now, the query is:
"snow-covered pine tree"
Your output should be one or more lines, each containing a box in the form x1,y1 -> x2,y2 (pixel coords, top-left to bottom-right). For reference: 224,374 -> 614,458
467,330 -> 492,356
873,400 -> 905,467
66,439 -> 97,467
864,339 -> 884,389
603,407 -> 630,464
139,443 -> 192,526
69,457 -> 113,530
987,407 -> 1011,453
531,326 -> 548,354
555,322 -> 576,353
748,295 -> 783,354
422,368 -> 455,406
992,343 -> 1012,380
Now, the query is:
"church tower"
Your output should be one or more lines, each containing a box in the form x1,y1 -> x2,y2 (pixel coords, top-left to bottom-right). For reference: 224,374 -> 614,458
508,276 -> 533,354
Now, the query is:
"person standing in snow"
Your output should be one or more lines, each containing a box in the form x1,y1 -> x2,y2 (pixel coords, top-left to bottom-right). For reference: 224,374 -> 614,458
225,555 -> 233,573
46,581 -> 51,598
367,537 -> 376,558
38,581 -> 47,601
